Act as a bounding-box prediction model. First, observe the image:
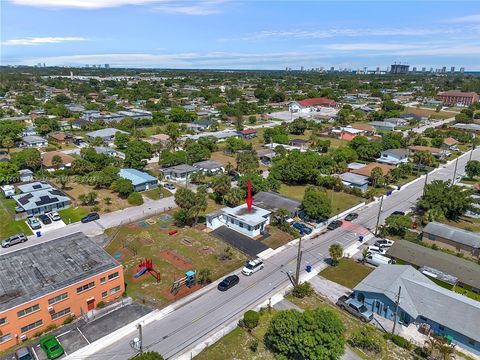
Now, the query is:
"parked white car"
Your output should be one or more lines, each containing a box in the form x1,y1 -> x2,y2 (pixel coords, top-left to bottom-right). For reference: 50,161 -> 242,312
242,258 -> 264,276
366,253 -> 393,267
367,245 -> 387,255
48,211 -> 61,221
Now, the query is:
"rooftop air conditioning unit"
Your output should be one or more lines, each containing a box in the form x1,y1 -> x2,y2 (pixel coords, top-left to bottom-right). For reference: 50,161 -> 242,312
48,306 -> 54,312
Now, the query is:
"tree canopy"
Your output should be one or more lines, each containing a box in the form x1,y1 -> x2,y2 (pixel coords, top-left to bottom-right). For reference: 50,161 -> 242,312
301,186 -> 331,220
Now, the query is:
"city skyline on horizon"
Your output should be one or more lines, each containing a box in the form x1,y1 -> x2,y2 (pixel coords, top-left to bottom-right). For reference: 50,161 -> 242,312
2,0 -> 480,70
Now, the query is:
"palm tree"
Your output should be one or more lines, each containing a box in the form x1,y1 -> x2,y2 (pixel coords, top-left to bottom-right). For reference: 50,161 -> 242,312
329,243 -> 344,266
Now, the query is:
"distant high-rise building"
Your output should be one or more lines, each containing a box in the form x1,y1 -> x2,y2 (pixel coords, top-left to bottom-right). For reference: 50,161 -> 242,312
422,67 -> 426,72
300,66 -> 304,72
451,66 -> 455,73
442,66 -> 447,73
412,67 -> 417,72
86,64 -> 90,68
460,67 -> 465,73
105,64 -> 110,69
43,63 -> 46,67
430,67 -> 434,73
330,66 -> 334,72
390,64 -> 409,74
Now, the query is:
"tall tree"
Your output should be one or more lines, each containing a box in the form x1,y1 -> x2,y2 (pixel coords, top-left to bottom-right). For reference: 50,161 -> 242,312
301,186 -> 331,220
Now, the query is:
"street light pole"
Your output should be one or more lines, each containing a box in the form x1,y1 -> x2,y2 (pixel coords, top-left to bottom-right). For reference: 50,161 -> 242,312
294,233 -> 303,287
392,286 -> 402,335
452,157 -> 459,183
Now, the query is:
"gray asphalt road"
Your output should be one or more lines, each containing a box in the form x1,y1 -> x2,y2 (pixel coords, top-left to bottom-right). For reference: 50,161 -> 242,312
78,148 -> 480,360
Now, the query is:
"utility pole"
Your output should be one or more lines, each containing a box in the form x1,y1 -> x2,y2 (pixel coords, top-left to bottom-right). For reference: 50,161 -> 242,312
423,171 -> 429,196
374,196 -> 384,237
452,157 -> 459,183
137,324 -> 143,354
294,234 -> 303,286
469,134 -> 475,162
392,286 -> 402,335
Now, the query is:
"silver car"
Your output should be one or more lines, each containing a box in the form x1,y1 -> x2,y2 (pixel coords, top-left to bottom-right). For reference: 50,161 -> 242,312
1,233 -> 27,248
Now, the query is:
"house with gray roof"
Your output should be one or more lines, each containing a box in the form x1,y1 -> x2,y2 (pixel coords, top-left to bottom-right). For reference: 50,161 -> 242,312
353,265 -> 480,355
13,182 -> 71,216
376,149 -> 409,167
338,172 -> 369,192
86,128 -> 129,143
160,164 -> 198,182
386,240 -> 480,291
193,160 -> 224,174
21,135 -> 48,148
253,191 -> 301,217
422,222 -> 480,257
368,121 -> 396,131
119,168 -> 158,192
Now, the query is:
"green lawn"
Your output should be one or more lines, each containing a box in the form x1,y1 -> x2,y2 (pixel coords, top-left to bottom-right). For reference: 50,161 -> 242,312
0,204 -> 32,238
196,309 -> 276,360
142,187 -> 172,200
58,207 -> 89,224
279,184 -> 363,214
320,259 -> 373,289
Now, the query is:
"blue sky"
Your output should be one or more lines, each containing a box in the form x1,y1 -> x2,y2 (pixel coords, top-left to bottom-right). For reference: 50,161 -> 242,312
2,0 -> 480,70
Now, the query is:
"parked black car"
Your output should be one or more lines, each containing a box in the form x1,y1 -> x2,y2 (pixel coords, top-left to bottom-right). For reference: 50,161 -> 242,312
391,210 -> 405,216
81,213 -> 100,223
292,222 -> 313,235
39,214 -> 52,225
344,213 -> 358,221
217,275 -> 240,291
327,220 -> 342,230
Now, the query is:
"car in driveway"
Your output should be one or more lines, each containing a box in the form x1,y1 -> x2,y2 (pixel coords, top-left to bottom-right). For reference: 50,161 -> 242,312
39,213 -> 52,225
327,220 -> 342,230
14,347 -> 34,360
27,216 -> 41,230
344,213 -> 358,221
391,210 -> 405,216
1,233 -> 27,248
48,211 -> 61,221
336,295 -> 374,322
242,258 -> 264,276
217,275 -> 240,291
39,335 -> 64,359
374,239 -> 394,249
164,183 -> 175,190
367,245 -> 387,255
81,212 -> 100,223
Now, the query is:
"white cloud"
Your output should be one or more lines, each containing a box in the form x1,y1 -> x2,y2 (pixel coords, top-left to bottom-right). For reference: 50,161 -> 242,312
446,14 -> 480,23
11,0 -> 228,14
10,0 -> 159,9
222,27 -> 462,42
1,36 -> 87,46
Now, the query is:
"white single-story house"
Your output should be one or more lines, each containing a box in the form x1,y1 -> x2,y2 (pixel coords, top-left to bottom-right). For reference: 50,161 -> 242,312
376,149 -> 409,167
21,135 -> 48,148
338,172 -> 369,192
119,168 -> 158,192
206,204 -> 271,239
193,160 -> 225,174
161,164 -> 198,182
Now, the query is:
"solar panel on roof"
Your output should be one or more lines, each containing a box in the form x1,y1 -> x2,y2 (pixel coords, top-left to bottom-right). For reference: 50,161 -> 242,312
35,196 -> 58,206
18,193 -> 33,205
50,190 -> 65,196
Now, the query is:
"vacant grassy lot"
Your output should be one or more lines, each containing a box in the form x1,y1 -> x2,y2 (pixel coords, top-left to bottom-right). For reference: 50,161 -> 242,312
404,107 -> 452,119
0,200 -> 33,238
210,151 -> 237,167
196,309 -> 276,360
262,226 -> 295,249
142,187 -> 172,200
58,181 -> 132,214
58,207 -> 89,224
320,259 -> 373,289
105,215 -> 246,308
279,184 -> 363,214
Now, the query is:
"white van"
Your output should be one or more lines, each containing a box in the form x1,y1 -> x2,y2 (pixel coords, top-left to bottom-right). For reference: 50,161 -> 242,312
367,245 -> 387,255
366,253 -> 393,267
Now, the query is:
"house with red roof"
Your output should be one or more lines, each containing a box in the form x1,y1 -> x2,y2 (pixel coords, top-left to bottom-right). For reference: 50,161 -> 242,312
289,97 -> 338,113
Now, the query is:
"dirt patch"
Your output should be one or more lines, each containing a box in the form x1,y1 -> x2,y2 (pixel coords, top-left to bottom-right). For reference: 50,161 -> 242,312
159,249 -> 193,270
200,247 -> 215,255
181,238 -> 194,247
127,223 -> 139,230
138,237 -> 154,245
117,247 -> 135,261
161,283 -> 203,301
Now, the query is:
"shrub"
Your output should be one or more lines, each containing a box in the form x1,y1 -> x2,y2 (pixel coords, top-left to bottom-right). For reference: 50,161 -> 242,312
348,326 -> 382,353
198,268 -> 212,284
243,310 -> 260,329
33,330 -> 44,338
249,339 -> 259,352
128,192 -> 144,205
431,244 -> 438,250
96,301 -> 105,309
63,316 -> 74,325
45,324 -> 57,332
292,282 -> 314,298
414,346 -> 431,359
383,333 -> 412,350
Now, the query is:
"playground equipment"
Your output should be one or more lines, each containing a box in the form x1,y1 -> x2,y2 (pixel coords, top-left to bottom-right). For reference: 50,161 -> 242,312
170,270 -> 196,295
134,259 -> 161,282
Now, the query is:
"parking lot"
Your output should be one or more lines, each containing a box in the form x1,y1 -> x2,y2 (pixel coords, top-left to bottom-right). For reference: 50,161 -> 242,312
2,302 -> 153,360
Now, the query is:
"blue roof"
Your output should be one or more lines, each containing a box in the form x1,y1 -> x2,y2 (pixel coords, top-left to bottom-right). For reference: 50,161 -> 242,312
119,168 -> 157,186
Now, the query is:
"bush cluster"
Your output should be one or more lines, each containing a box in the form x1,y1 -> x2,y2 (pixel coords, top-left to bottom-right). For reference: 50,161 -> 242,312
348,326 -> 382,353
292,282 -> 314,298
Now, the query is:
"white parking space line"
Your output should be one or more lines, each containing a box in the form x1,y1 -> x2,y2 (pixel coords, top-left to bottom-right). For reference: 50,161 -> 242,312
31,345 -> 40,360
56,330 -> 71,338
77,327 -> 90,344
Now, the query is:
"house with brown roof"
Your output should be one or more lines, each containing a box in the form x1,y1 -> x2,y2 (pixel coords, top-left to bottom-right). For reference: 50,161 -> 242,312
351,123 -> 376,135
350,162 -> 394,178
442,137 -> 459,150
48,131 -> 72,144
408,145 -> 449,158
42,151 -> 75,171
